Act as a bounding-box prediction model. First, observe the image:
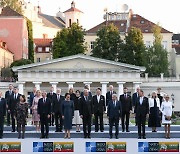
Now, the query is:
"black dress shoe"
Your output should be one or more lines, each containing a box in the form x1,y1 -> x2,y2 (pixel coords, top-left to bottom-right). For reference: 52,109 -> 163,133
59,130 -> 63,132
88,136 -> 91,139
95,130 -> 98,132
84,135 -> 87,138
142,136 -> 146,139
115,136 -> 118,139
100,130 -> 104,132
122,130 -> 125,132
138,136 -> 141,139
55,130 -> 59,132
126,130 -> 130,132
45,135 -> 49,139
40,135 -> 45,139
12,130 -> 15,132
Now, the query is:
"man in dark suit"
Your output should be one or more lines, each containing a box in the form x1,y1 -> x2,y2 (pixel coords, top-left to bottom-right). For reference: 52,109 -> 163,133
92,88 -> 106,132
107,94 -> 122,139
120,87 -> 132,132
53,89 -> 64,132
106,85 -> 116,106
8,87 -> 21,132
79,89 -> 93,138
135,89 -> 149,139
0,91 -> 6,139
80,85 -> 92,98
29,87 -> 37,114
5,84 -> 14,126
47,87 -> 56,126
132,87 -> 140,125
38,91 -> 51,138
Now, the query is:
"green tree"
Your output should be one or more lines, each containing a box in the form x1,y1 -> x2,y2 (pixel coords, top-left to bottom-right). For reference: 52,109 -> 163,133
0,0 -> 23,14
26,18 -> 34,62
10,58 -> 32,67
144,24 -> 169,76
92,23 -> 123,61
53,23 -> 86,58
122,27 -> 146,66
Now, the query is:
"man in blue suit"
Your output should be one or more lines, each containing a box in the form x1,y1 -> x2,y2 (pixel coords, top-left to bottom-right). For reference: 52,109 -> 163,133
107,94 -> 122,139
0,91 -> 6,139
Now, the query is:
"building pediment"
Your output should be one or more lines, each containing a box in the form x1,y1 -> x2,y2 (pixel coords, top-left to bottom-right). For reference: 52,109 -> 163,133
12,54 -> 145,72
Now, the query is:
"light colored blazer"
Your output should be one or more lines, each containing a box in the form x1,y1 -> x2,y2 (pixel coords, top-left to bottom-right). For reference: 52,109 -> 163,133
148,97 -> 160,108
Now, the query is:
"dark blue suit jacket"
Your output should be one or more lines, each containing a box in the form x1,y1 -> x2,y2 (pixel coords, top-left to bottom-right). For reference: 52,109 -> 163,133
0,98 -> 6,116
107,100 -> 122,119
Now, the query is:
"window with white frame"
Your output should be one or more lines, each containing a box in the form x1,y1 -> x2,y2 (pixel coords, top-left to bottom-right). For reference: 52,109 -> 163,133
37,47 -> 42,52
90,41 -> 95,50
45,47 -> 50,52
37,58 -> 41,62
162,41 -> 168,49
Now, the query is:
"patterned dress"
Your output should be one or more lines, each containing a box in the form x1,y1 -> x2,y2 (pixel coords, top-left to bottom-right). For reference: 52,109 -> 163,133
16,102 -> 28,125
32,96 -> 41,122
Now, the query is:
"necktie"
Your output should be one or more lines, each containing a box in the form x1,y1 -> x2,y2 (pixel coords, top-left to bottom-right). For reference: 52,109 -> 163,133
9,91 -> 11,95
58,95 -> 60,101
43,98 -> 45,103
86,96 -> 88,101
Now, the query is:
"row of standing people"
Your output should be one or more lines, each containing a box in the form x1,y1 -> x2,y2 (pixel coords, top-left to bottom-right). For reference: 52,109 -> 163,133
1,84 -> 172,139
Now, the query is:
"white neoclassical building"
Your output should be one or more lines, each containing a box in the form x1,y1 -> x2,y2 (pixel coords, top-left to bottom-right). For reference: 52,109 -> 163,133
12,54 -> 145,97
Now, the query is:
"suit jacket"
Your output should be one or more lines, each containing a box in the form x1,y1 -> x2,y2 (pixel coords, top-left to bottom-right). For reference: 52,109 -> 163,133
135,96 -> 149,116
106,91 -> 116,106
120,94 -> 132,112
132,92 -> 139,107
80,91 -> 92,98
53,95 -> 64,113
9,93 -> 21,112
5,90 -> 14,107
79,96 -> 93,116
107,100 -> 122,119
0,98 -> 6,116
38,97 -> 51,115
92,95 -> 106,113
29,92 -> 36,106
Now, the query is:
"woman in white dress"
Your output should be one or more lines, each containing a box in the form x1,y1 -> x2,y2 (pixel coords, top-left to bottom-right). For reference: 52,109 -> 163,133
160,94 -> 173,139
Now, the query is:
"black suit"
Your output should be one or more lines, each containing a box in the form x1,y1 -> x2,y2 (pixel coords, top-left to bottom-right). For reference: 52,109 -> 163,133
135,96 -> 149,138
5,90 -> 14,125
92,95 -> 106,131
120,94 -> 132,131
53,94 -> 64,131
47,92 -> 56,126
106,91 -> 116,106
79,96 -> 93,137
38,97 -> 51,138
0,98 -> 6,138
9,93 -> 21,131
107,100 -> 122,138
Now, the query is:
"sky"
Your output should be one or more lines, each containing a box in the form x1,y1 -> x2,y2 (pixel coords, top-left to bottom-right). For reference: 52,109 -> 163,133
27,0 -> 180,33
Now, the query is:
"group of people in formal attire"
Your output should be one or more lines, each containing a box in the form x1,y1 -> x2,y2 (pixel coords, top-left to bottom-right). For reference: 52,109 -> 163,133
0,84 -> 173,139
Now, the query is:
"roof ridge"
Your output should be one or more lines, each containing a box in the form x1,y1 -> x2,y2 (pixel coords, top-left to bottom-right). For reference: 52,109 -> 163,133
0,6 -> 23,17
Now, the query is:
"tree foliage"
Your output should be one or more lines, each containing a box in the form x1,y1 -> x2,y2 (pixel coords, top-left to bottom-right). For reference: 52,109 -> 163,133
144,24 -> 169,76
53,23 -> 87,58
122,27 -> 146,66
92,23 -> 123,61
10,58 -> 32,68
0,0 -> 23,14
26,18 -> 34,62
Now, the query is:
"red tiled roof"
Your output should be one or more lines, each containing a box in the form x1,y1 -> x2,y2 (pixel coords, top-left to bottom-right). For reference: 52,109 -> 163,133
34,39 -> 53,47
0,6 -> 23,17
129,14 -> 172,33
87,20 -> 127,33
63,7 -> 83,13
86,13 -> 172,34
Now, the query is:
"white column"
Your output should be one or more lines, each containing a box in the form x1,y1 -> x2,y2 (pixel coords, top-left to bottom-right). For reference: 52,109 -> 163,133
133,82 -> 142,92
16,81 -> 25,95
83,82 -> 92,91
66,82 -> 75,89
50,82 -> 58,92
100,82 -> 109,98
33,82 -> 42,90
160,73 -> 164,81
117,82 -> 125,97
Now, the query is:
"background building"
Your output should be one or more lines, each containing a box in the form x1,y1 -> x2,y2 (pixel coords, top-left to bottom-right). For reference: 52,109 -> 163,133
34,38 -> 53,62
0,7 -> 29,61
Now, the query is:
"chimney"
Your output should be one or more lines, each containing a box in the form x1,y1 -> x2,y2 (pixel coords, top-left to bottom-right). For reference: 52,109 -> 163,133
71,1 -> 75,8
37,5 -> 41,14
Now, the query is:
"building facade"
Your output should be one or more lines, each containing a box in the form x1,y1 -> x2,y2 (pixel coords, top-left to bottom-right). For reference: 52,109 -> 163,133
0,7 -> 29,61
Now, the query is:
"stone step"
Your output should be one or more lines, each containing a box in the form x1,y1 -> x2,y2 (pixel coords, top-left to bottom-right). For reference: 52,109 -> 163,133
2,131 -> 180,138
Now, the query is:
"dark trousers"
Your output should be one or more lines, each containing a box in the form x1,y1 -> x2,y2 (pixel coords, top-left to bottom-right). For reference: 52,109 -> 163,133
55,112 -> 63,131
82,114 -> 92,137
49,113 -> 54,126
109,117 -> 119,137
7,110 -> 11,125
137,114 -> 146,137
40,114 -> 49,137
17,123 -> 25,138
0,115 -> 4,137
94,111 -> 104,131
11,111 -> 16,131
121,111 -> 130,131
